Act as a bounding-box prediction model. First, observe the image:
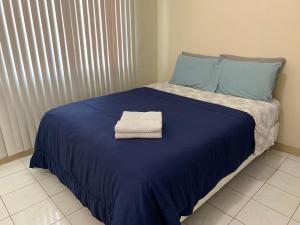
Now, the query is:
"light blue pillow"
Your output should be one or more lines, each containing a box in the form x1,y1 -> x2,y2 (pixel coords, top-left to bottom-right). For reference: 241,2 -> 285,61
170,53 -> 221,93
217,56 -> 285,102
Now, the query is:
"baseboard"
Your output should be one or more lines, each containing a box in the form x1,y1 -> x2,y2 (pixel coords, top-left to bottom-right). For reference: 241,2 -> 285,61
274,142 -> 300,157
0,149 -> 34,166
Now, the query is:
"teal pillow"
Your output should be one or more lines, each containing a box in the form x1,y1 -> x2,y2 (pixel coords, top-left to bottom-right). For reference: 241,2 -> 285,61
217,57 -> 285,102
170,53 -> 221,93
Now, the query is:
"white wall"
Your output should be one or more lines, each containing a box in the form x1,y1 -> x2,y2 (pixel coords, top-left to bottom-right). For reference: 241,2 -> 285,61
134,0 -> 158,87
157,0 -> 300,150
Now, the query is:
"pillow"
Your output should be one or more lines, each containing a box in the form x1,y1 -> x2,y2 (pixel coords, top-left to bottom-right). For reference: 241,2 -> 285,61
216,55 -> 285,102
170,52 -> 221,92
220,54 -> 286,64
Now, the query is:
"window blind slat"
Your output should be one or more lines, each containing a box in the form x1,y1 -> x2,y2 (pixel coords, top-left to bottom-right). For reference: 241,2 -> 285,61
21,0 -> 49,111
12,0 -> 43,128
89,0 -> 101,96
50,0 -> 72,103
29,0 -> 56,108
1,0 -> 33,150
0,44 -> 22,155
68,0 -> 86,99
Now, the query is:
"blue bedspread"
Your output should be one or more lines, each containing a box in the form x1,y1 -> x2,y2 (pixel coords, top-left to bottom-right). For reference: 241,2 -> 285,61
30,87 -> 255,225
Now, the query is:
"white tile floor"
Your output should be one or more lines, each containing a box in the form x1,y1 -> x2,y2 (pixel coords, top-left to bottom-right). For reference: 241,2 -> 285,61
0,149 -> 299,225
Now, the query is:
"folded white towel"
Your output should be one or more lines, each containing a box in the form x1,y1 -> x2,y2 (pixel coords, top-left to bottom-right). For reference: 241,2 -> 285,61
121,111 -> 162,121
115,119 -> 162,133
114,111 -> 162,139
115,111 -> 162,133
115,132 -> 162,139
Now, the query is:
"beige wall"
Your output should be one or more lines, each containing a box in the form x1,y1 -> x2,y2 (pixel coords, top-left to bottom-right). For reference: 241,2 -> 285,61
134,0 -> 158,87
157,0 -> 300,150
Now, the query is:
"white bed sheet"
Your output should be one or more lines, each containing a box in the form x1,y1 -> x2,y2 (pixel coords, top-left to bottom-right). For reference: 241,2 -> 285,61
148,83 -> 280,155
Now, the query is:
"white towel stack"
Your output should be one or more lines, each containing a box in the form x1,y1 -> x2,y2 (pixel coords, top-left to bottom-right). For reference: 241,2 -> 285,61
115,111 -> 162,139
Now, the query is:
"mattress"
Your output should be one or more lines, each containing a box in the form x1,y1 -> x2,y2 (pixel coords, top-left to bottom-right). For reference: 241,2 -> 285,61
149,83 -> 281,155
30,87 -> 256,225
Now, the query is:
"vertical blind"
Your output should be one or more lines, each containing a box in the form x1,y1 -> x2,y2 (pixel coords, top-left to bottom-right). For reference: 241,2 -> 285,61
0,0 -> 136,158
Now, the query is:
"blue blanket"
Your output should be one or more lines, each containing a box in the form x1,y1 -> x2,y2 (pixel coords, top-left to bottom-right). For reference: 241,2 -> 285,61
30,87 -> 255,225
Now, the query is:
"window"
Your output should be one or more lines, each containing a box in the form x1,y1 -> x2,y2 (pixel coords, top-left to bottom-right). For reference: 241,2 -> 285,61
0,0 -> 136,157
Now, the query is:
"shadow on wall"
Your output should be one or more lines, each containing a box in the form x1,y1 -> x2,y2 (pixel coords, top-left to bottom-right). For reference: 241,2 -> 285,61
273,71 -> 287,141
274,72 -> 287,101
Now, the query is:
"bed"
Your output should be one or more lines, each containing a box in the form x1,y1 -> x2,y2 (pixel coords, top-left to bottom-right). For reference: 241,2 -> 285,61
30,83 -> 280,225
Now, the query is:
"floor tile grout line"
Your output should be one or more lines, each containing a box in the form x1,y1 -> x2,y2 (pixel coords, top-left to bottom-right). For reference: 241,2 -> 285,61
207,194 -> 249,219
230,217 -> 246,225
18,158 -> 30,168
50,192 -> 84,216
1,197 -> 17,225
0,168 -> 28,180
66,207 -> 107,225
262,161 -> 300,199
232,215 -> 247,224
10,215 -> 16,225
251,149 -> 300,182
242,152 -> 282,179
286,156 -> 300,164
26,166 -> 67,224
225,185 -> 256,200
36,178 -> 67,197
279,169 -> 300,180
277,167 -> 300,180
241,167 -> 276,183
249,166 -> 296,219
30,166 -> 82,225
269,149 -> 290,159
27,162 -> 66,197
231,195 -> 253,222
264,163 -> 300,199
0,180 -> 37,198
227,218 -> 234,225
206,202 -> 234,220
27,160 -> 78,225
247,165 -> 297,220
230,165 -> 278,223
7,197 -> 50,217
0,196 -> 10,221
231,162 -> 272,187
267,182 -> 300,199
0,162 -> 52,197
264,161 -> 287,185
209,195 -> 248,218
27,167 -> 53,182
225,171 -> 264,198
17,156 -> 68,224
226,218 -> 233,225
291,201 -> 300,222
262,150 -> 289,169
64,216 -> 73,225
251,198 -> 295,219
0,217 -> 16,225
0,165 -> 53,198
50,217 -> 72,225
50,194 -> 71,217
